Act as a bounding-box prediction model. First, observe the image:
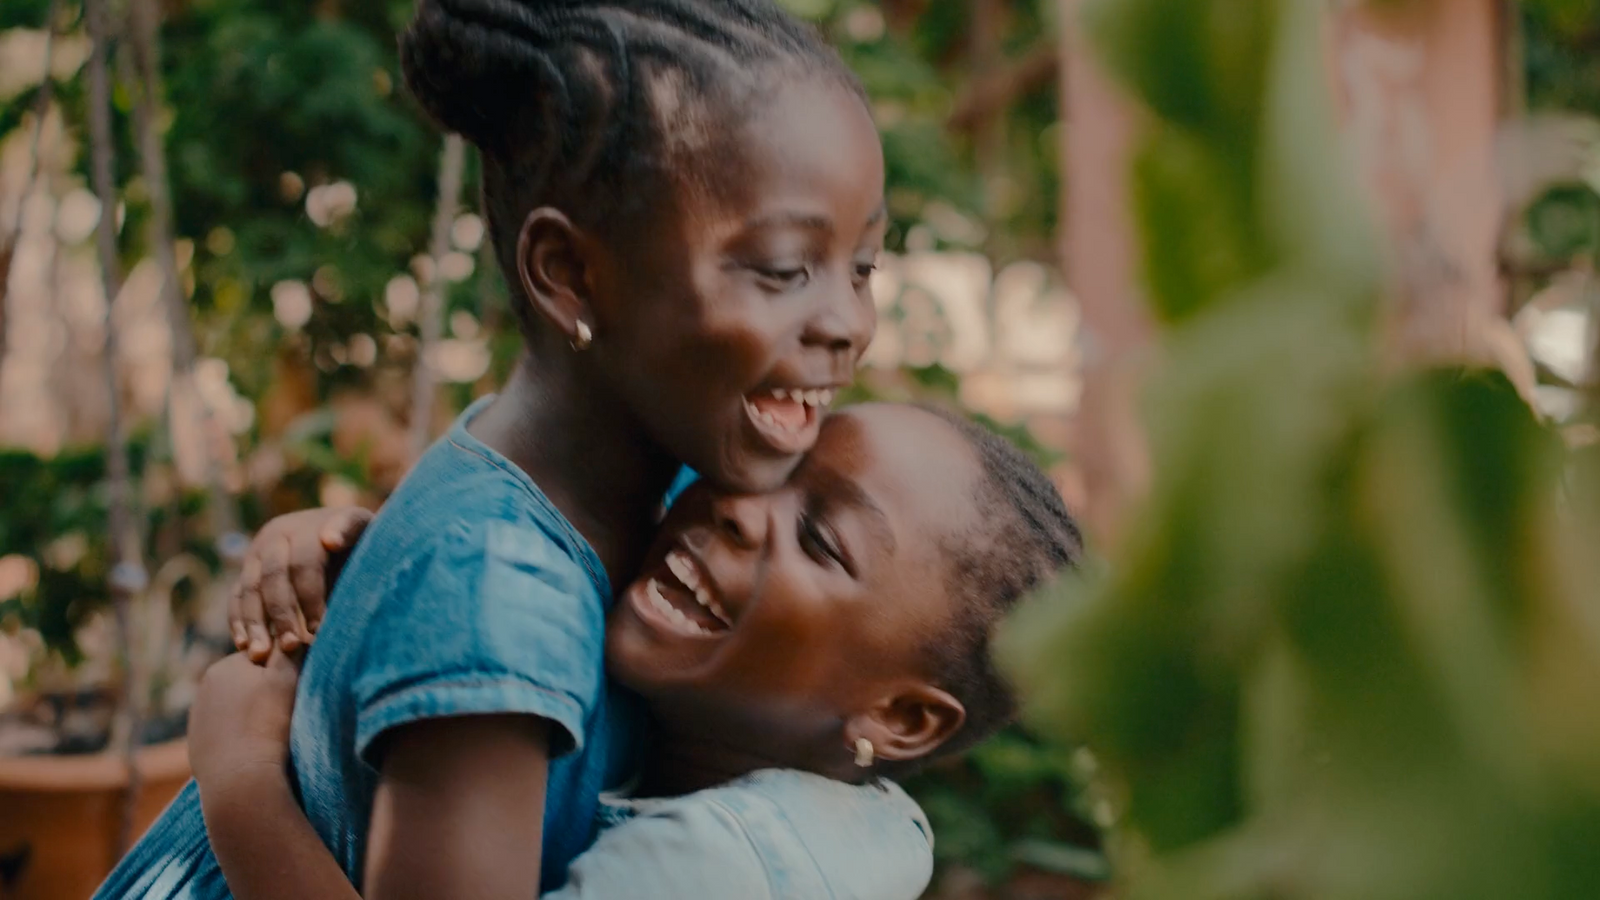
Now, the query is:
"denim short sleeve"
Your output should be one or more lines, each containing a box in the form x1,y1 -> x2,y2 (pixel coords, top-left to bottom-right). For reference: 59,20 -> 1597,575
351,518 -> 606,766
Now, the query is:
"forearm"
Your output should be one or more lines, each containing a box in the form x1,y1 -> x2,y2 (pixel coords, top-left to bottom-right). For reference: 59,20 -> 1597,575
200,765 -> 362,900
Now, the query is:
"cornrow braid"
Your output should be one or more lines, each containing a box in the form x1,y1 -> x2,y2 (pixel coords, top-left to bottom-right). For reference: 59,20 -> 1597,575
398,0 -> 866,340
885,405 -> 1085,777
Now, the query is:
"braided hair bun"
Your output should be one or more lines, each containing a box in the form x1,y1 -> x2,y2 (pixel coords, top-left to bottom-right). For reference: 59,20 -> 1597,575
398,0 -> 866,338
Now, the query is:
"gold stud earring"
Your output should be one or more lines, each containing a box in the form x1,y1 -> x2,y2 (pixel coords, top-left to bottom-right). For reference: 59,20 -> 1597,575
570,320 -> 592,351
854,737 -> 875,768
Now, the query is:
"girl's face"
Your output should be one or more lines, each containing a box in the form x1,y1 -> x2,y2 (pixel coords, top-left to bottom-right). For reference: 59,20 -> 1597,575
605,404 -> 981,769
585,78 -> 886,494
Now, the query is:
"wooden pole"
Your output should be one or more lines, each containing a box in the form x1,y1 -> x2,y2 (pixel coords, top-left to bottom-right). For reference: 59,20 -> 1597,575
1055,0 -> 1152,544
84,0 -> 152,857
123,0 -> 247,590
1328,0 -> 1512,370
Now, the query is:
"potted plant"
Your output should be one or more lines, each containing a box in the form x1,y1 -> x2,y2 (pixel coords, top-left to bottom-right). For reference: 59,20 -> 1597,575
0,440 -> 240,900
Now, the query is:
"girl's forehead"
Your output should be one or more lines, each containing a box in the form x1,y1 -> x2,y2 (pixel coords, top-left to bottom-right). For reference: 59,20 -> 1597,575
676,79 -> 882,221
812,408 -> 981,534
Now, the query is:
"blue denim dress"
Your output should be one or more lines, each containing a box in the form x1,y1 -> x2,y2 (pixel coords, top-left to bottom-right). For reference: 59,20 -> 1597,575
96,397 -> 641,898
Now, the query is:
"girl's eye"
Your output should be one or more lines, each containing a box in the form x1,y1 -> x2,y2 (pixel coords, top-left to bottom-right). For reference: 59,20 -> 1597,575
852,261 -> 878,285
754,264 -> 810,290
798,513 -> 844,568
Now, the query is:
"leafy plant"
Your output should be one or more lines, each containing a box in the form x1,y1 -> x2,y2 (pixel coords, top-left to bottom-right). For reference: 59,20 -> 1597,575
1000,2 -> 1600,899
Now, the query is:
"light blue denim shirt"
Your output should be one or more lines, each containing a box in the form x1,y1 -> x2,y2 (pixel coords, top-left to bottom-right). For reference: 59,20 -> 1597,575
546,769 -> 934,900
97,397 -> 641,898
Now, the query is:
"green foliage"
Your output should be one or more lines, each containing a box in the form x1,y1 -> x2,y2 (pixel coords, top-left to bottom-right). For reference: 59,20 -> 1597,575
0,440 -> 224,666
1000,1 -> 1600,898
905,729 -> 1106,884
1524,0 -> 1600,115
1520,2 -> 1600,269
787,0 -> 1062,261
1528,184 -> 1600,260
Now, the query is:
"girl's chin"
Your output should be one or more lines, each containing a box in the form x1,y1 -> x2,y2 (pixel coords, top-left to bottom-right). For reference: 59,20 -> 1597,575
710,451 -> 803,496
604,604 -> 718,693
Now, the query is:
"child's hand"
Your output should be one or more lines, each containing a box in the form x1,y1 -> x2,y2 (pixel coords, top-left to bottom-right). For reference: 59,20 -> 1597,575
229,506 -> 372,661
189,649 -> 301,794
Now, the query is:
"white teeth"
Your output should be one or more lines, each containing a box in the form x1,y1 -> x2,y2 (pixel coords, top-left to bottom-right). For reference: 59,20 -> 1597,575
711,599 -> 731,624
646,578 -> 673,616
696,586 -> 731,626
645,578 -> 710,634
763,387 -> 836,408
667,550 -> 733,627
667,551 -> 699,590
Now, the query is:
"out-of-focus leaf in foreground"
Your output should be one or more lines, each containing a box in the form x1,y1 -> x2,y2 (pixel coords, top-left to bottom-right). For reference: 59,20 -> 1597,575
999,1 -> 1600,898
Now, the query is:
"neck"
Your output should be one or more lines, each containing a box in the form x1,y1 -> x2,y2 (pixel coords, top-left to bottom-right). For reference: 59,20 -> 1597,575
633,733 -> 778,799
632,718 -> 858,798
468,352 -> 679,585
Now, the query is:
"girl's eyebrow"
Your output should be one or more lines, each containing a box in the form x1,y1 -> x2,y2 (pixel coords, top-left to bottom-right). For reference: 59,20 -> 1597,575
807,464 -> 896,555
744,202 -> 886,235
744,211 -> 833,233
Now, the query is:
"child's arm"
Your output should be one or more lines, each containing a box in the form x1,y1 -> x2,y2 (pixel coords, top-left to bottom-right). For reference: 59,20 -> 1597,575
361,718 -> 552,899
191,652 -> 361,900
197,630 -> 554,900
213,512 -> 581,900
229,506 -> 372,661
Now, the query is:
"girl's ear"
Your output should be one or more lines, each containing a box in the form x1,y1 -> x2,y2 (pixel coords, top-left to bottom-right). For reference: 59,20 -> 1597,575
516,206 -> 600,345
845,683 -> 966,767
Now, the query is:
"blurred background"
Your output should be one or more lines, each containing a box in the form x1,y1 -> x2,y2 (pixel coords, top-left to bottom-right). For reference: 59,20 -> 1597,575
1,0 -> 1597,898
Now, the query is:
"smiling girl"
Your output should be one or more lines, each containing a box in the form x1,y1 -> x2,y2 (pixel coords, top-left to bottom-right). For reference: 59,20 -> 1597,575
194,403 -> 1084,898
95,1 -> 885,897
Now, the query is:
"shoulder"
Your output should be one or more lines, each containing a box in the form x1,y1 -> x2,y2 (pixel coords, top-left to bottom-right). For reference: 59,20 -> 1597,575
357,512 -> 603,628
552,773 -> 932,900
345,495 -> 611,762
548,790 -> 773,900
695,770 -> 934,900
376,432 -> 599,579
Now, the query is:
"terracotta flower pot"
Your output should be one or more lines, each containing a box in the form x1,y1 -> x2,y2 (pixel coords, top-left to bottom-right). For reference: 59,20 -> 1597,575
0,739 -> 190,900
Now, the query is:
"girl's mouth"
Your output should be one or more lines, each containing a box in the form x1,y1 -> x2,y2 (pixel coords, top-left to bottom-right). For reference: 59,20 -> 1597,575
632,548 -> 733,638
743,386 -> 835,455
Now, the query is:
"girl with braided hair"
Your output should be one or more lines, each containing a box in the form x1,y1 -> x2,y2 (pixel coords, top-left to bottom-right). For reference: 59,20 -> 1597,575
191,402 -> 1085,899
98,0 -> 885,896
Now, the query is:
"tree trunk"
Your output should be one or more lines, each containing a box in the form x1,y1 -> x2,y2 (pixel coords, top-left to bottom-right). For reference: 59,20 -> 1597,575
1055,0 -> 1152,545
125,0 -> 244,569
85,0 -> 151,857
1327,0 -> 1512,371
